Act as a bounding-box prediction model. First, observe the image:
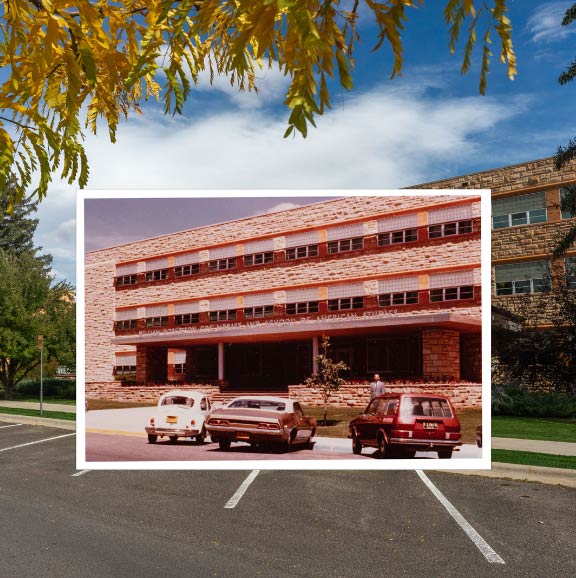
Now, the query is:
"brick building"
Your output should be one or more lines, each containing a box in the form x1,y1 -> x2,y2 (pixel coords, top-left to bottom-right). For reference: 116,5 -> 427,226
413,156 -> 576,326
84,194 -> 483,406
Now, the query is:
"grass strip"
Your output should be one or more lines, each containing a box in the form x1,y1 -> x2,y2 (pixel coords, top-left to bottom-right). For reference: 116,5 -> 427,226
492,449 -> 576,470
492,416 -> 576,443
0,407 -> 75,421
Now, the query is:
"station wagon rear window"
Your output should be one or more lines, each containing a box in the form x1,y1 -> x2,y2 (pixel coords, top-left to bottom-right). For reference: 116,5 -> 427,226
400,397 -> 453,418
228,399 -> 286,411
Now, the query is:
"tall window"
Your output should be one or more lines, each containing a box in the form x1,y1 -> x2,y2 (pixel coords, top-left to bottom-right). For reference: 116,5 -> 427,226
560,187 -> 576,219
494,261 -> 550,295
492,192 -> 547,229
566,257 -> 576,289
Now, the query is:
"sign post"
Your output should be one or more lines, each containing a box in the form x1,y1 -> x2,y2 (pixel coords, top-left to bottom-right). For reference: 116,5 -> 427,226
37,335 -> 44,416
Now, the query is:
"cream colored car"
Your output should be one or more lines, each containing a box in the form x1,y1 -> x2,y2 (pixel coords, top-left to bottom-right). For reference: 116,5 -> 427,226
145,390 -> 211,444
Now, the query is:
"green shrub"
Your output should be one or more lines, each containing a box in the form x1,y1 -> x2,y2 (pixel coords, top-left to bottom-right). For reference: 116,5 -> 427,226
14,378 -> 76,399
492,384 -> 576,418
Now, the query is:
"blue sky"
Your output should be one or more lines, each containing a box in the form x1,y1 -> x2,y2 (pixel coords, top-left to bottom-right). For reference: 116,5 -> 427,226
29,0 -> 576,284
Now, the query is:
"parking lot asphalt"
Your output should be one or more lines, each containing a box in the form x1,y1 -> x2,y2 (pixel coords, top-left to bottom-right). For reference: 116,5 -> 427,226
1,423 -> 575,578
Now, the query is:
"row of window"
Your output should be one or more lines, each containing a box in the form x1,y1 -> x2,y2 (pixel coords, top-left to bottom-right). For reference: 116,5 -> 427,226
115,220 -> 476,286
116,286 -> 477,330
493,258 -> 576,295
492,188 -> 576,230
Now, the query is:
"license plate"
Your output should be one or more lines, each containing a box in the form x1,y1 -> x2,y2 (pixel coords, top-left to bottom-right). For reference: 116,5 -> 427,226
166,416 -> 177,424
422,421 -> 438,430
236,432 -> 250,441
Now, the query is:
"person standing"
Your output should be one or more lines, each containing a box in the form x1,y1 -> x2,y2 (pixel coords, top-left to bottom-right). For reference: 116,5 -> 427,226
369,373 -> 385,399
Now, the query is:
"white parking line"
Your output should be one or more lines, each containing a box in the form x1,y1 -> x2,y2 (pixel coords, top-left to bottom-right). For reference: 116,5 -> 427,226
0,433 -> 76,453
71,469 -> 91,477
224,470 -> 260,509
416,470 -> 505,564
0,424 -> 23,429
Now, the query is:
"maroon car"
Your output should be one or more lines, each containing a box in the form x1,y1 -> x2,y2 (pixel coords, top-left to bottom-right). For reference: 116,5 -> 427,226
349,394 -> 462,459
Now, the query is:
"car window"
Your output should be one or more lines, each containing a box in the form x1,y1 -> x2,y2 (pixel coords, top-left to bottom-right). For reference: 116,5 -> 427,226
384,399 -> 399,416
228,399 -> 286,411
162,396 -> 193,407
401,397 -> 453,418
366,399 -> 380,415
200,398 -> 208,411
293,403 -> 304,418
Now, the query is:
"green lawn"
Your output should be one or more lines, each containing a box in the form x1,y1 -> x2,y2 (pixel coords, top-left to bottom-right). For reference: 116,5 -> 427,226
492,416 -> 576,443
0,407 -> 75,421
491,449 -> 576,470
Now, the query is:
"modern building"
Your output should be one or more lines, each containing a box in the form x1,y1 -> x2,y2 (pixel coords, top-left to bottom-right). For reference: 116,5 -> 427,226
84,194 -> 482,406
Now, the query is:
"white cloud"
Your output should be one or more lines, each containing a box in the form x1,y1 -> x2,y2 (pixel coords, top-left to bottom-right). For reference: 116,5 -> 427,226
527,2 -> 576,43
35,83 -> 525,285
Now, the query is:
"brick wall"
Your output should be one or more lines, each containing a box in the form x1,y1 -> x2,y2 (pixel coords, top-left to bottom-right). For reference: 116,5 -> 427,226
86,382 -> 220,404
288,383 -> 482,410
422,329 -> 461,380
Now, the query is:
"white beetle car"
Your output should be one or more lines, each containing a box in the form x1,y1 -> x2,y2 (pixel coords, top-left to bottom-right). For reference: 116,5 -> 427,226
145,390 -> 212,444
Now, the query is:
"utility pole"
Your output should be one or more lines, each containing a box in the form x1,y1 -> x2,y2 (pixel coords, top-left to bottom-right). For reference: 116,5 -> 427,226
38,335 -> 44,416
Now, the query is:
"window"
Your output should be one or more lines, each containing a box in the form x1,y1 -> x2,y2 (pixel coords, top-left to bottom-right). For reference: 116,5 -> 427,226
327,237 -> 363,254
286,301 -> 319,315
428,220 -> 473,238
115,319 -> 137,330
327,296 -> 364,311
378,228 -> 418,246
378,291 -> 419,307
494,261 -> 550,295
429,286 -> 474,302
566,257 -> 576,289
244,252 -> 274,267
286,244 -> 319,260
209,309 -> 236,322
146,269 -> 168,282
174,263 -> 199,277
114,365 -> 136,375
146,316 -> 168,327
560,187 -> 576,219
175,313 -> 199,325
173,363 -> 186,374
492,192 -> 547,229
116,274 -> 137,286
245,305 -> 274,318
208,258 -> 236,272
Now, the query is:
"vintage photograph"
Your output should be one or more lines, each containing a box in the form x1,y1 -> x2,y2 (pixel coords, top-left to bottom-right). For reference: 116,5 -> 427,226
78,191 -> 489,469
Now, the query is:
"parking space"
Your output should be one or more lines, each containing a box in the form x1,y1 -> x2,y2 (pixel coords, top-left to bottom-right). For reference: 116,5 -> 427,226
1,422 -> 574,578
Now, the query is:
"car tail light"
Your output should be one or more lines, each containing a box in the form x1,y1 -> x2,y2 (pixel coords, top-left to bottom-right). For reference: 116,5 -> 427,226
190,419 -> 195,426
258,422 -> 280,430
392,429 -> 413,438
208,418 -> 230,426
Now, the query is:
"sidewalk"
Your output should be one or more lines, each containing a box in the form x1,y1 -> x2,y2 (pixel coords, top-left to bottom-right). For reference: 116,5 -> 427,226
492,437 -> 576,456
0,401 -> 75,413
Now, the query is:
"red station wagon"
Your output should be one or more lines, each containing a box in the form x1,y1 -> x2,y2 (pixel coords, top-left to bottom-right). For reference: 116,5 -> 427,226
349,394 -> 462,459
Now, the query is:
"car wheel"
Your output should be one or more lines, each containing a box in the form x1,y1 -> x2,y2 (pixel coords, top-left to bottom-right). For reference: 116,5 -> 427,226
438,449 -> 453,459
305,428 -> 316,449
286,429 -> 297,450
147,434 -> 157,444
168,436 -> 178,444
352,432 -> 362,455
218,439 -> 231,451
196,427 -> 206,444
377,432 -> 390,458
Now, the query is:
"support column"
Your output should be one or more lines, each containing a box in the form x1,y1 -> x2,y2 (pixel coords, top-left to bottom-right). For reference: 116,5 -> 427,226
218,342 -> 225,382
312,336 -> 319,374
422,329 -> 461,381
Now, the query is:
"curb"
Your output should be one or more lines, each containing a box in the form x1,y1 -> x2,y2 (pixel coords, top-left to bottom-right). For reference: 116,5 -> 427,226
447,462 -> 576,488
0,414 -> 76,431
